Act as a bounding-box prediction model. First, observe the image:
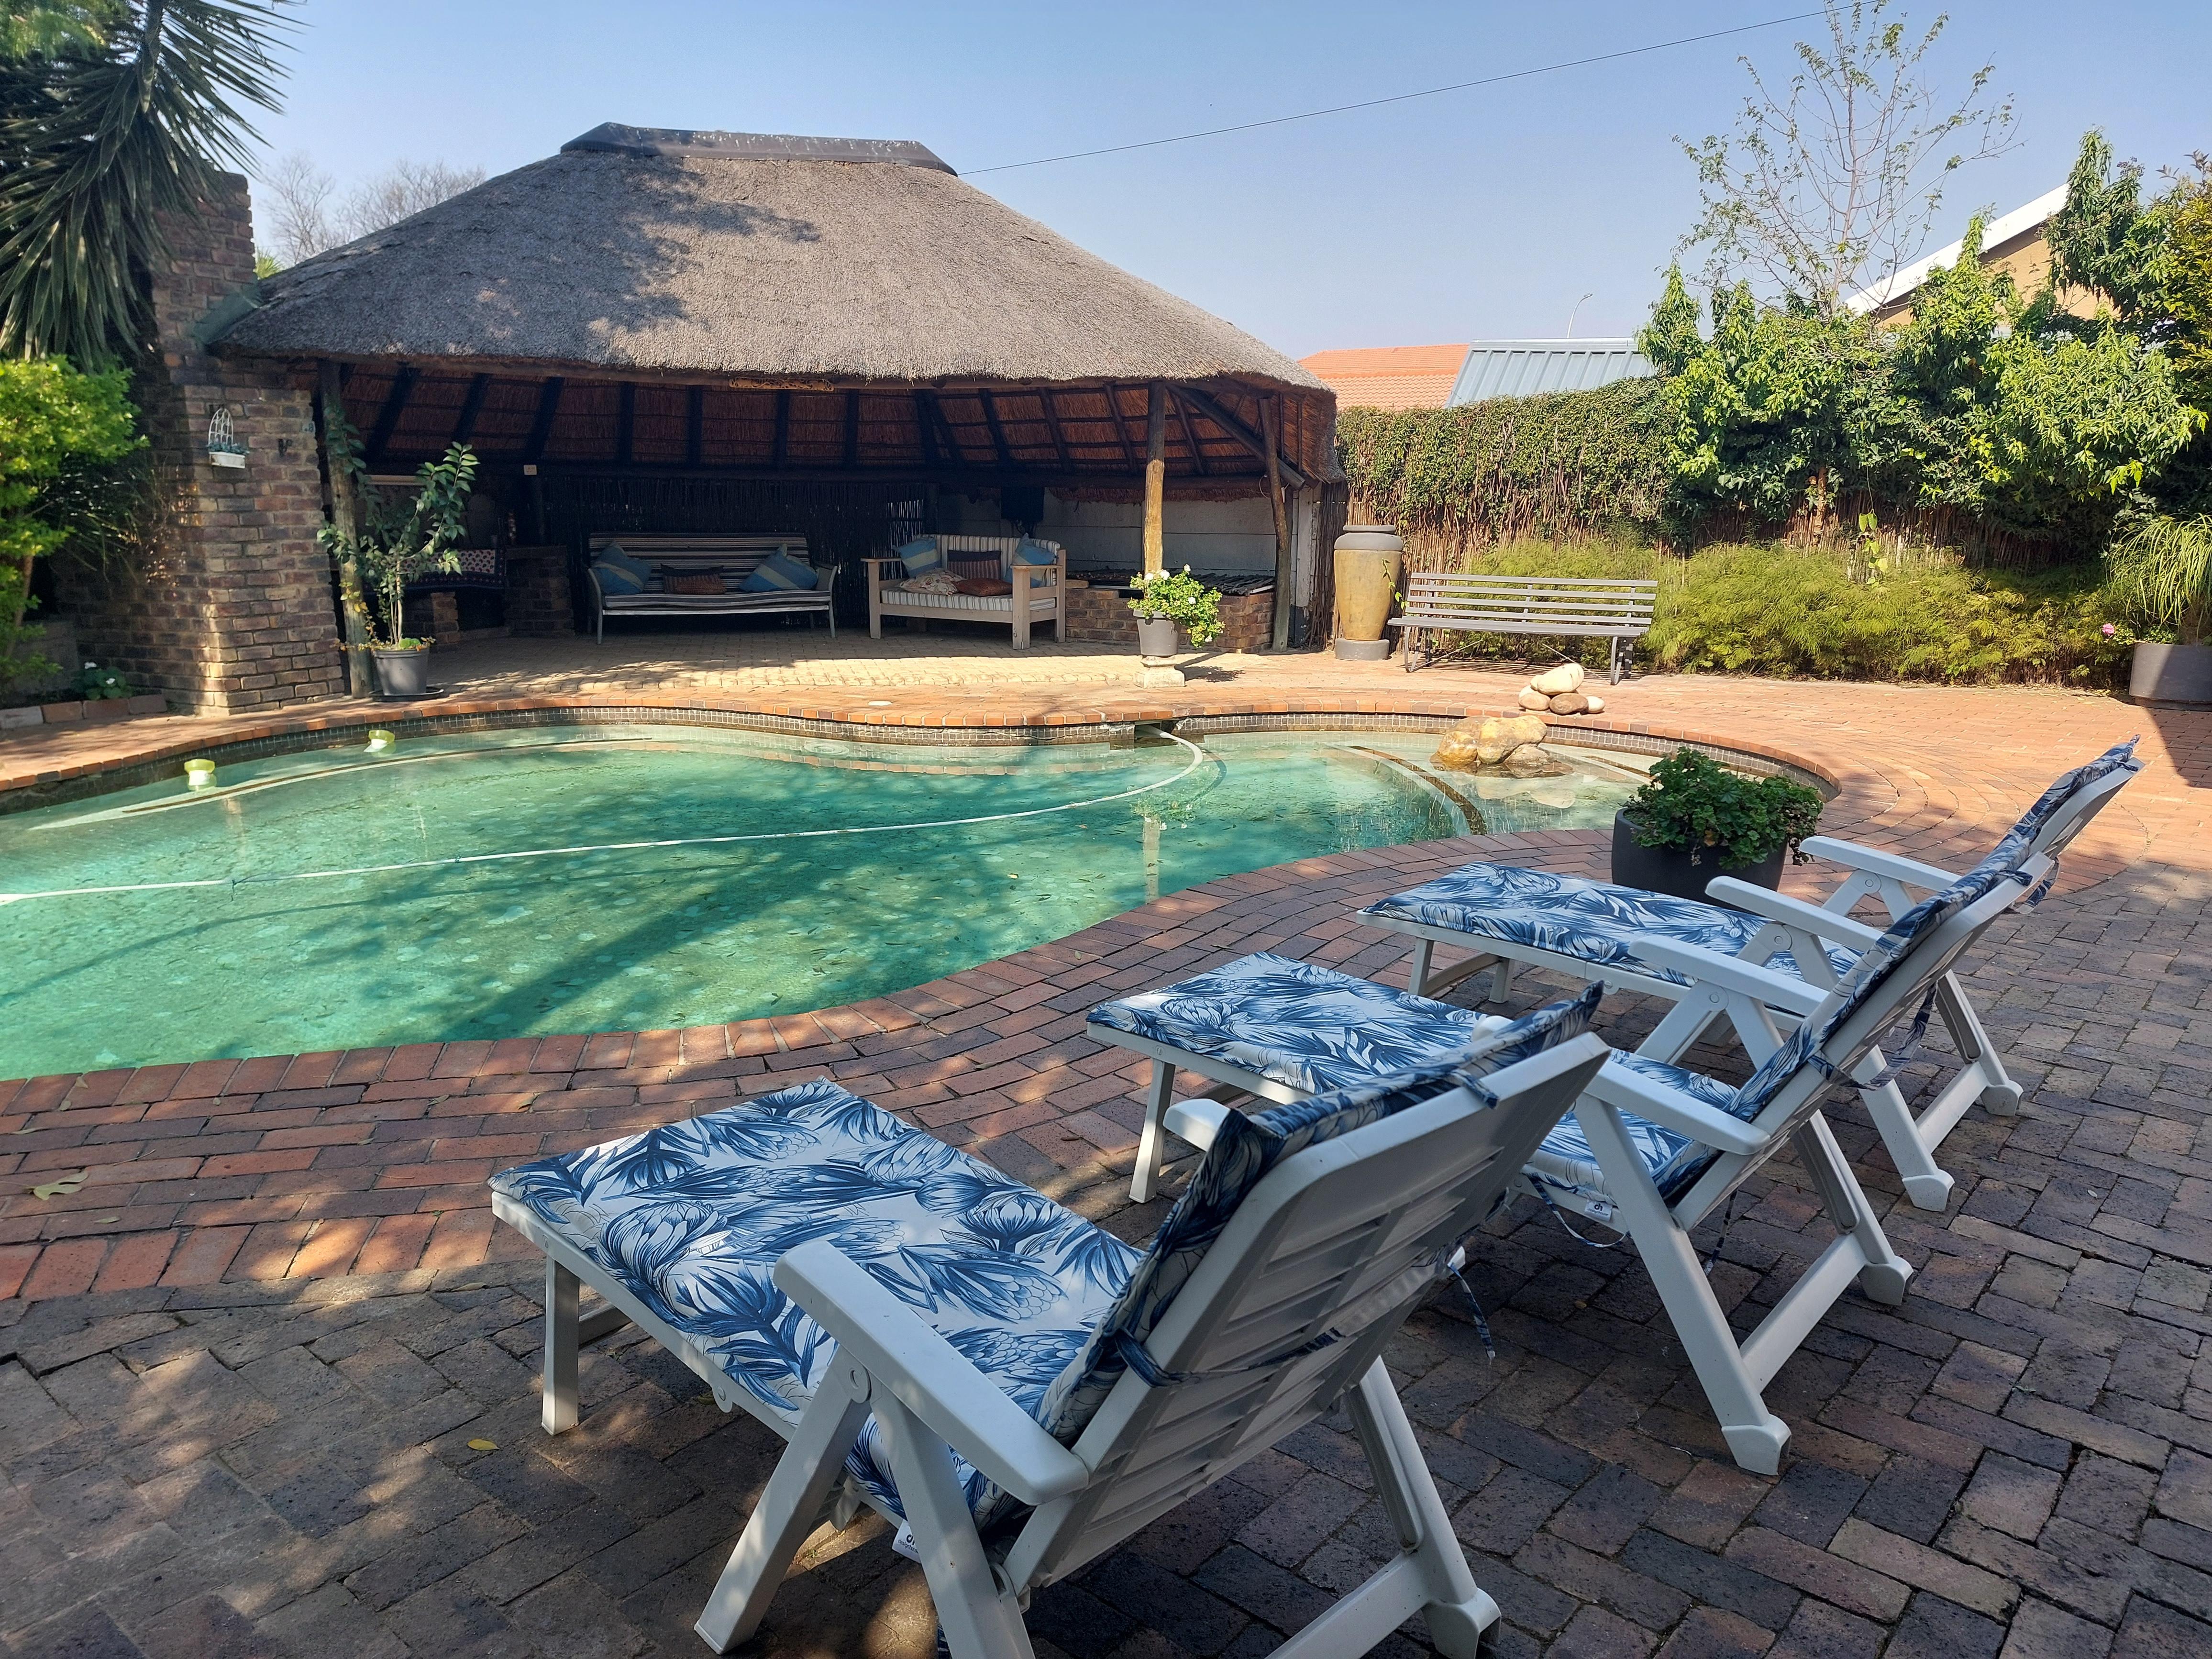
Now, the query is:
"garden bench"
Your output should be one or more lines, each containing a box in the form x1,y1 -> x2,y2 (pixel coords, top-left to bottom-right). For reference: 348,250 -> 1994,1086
1390,571 -> 1657,681
586,533 -> 835,643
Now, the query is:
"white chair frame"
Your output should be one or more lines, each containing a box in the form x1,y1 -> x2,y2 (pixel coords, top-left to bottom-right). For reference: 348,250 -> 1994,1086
498,1038 -> 1610,1659
1106,869 -> 2042,1473
1361,761 -> 2135,1209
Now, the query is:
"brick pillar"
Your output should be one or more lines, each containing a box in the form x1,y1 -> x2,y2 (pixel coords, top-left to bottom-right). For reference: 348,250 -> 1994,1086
56,173 -> 345,714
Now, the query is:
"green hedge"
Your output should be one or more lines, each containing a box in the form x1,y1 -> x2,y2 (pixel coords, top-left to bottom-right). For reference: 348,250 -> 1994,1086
1336,381 -> 1672,545
1405,541 -> 2138,687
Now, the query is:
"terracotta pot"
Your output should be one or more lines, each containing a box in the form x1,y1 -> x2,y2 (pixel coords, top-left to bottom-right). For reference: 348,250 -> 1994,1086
372,645 -> 431,698
2129,641 -> 2212,706
1610,811 -> 1784,905
1333,525 -> 1404,651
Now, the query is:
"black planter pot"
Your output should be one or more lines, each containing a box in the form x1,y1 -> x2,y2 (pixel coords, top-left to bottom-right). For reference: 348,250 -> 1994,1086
1611,810 -> 1785,906
2129,641 -> 2212,706
372,646 -> 430,698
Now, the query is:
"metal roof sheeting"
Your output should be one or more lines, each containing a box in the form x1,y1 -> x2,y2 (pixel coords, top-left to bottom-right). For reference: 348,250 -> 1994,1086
1448,339 -> 1653,404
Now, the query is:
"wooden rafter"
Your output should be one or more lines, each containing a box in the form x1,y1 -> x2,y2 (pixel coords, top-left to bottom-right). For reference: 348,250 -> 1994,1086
1172,384 -> 1309,488
843,390 -> 860,467
1172,390 -> 1208,476
913,390 -> 941,467
1040,390 -> 1073,470
771,389 -> 791,467
522,376 -> 565,463
616,383 -> 636,465
452,374 -> 490,445
979,389 -> 1016,470
686,386 -> 704,465
363,365 -> 419,465
1107,384 -> 1139,470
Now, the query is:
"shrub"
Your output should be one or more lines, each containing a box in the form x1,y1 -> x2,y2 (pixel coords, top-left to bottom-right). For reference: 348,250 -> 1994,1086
1405,538 -> 2137,687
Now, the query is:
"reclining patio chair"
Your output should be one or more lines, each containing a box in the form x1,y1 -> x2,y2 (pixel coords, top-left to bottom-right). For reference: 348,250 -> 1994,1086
1091,857 -> 2048,1472
489,995 -> 1609,1658
1355,739 -> 2139,1208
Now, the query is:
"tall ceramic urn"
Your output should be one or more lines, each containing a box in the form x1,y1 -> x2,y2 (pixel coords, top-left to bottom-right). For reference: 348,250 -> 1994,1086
1333,525 -> 1404,661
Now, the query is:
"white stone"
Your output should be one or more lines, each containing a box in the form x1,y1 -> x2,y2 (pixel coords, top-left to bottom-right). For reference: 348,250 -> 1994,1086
1529,663 -> 1586,696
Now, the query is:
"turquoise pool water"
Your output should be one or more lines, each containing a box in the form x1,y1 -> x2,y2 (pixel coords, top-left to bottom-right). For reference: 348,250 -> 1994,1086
0,722 -> 1643,1078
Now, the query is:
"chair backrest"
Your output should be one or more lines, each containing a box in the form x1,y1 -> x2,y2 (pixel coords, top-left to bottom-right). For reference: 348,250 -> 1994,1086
586,533 -> 812,579
1008,994 -> 1606,1587
1968,739 -> 2140,876
1397,571 -> 1658,639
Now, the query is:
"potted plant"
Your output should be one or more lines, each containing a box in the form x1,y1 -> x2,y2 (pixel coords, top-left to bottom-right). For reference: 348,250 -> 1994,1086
2108,514 -> 2212,706
1613,747 -> 1824,904
1126,566 -> 1223,656
318,416 -> 478,699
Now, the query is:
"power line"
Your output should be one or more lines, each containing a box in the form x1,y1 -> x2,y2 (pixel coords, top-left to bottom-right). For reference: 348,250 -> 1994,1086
963,10 -> 1830,176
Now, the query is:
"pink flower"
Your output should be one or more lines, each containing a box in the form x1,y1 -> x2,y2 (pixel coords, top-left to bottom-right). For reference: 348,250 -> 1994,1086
2101,622 -> 2117,637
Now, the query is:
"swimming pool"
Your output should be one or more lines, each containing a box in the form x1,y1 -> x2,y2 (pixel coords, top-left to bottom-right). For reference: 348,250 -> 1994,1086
0,721 -> 1645,1077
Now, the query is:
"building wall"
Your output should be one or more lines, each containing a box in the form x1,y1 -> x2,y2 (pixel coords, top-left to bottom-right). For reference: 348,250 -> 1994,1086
56,174 -> 345,713
933,487 -> 1280,573
1871,225 -> 2101,328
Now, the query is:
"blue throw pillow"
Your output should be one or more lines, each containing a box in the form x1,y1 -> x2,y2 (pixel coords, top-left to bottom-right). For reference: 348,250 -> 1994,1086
592,554 -> 647,595
1011,539 -> 1058,588
741,549 -> 818,592
895,536 -> 943,575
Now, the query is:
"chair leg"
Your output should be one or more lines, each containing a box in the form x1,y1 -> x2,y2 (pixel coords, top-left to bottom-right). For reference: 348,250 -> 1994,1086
1574,1099 -> 1790,1474
695,1360 -> 873,1653
1848,1049 -> 1955,1212
1406,938 -> 1435,997
1345,1360 -> 1497,1657
1130,1060 -> 1175,1203
874,1391 -> 1036,1659
543,1258 -> 579,1434
1938,971 -> 2021,1112
1793,1114 -> 1913,1306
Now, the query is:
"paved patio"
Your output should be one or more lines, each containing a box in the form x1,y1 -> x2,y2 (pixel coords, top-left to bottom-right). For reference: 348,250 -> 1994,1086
3,642 -> 2211,1658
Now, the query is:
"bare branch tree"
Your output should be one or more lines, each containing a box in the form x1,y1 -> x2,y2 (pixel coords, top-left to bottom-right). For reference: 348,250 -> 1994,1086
1676,1 -> 2016,317
253,153 -> 484,270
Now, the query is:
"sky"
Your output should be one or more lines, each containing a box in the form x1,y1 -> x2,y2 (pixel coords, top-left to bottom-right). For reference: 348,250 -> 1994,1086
246,0 -> 2211,359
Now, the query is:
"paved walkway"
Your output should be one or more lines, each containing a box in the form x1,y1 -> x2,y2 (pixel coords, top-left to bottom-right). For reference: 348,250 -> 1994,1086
3,641 -> 2211,1658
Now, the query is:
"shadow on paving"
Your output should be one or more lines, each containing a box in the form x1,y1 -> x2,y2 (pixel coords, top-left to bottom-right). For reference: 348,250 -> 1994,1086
4,864 -> 2212,1658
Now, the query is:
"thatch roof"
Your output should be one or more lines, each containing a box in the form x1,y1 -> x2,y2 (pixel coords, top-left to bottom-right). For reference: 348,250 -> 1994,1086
217,126 -> 1325,397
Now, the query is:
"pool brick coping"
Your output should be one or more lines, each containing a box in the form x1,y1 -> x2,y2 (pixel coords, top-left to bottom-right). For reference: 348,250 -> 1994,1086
0,667 -> 2201,1303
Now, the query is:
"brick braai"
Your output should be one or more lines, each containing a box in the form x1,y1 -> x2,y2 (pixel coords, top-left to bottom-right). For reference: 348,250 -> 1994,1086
56,174 -> 345,714
1063,580 -> 1274,652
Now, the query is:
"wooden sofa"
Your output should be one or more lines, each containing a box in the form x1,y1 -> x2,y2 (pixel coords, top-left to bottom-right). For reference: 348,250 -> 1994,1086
862,534 -> 1066,648
585,534 -> 835,643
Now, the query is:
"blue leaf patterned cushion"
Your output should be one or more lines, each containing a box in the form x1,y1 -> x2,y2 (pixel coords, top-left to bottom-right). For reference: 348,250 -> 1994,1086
1358,865 -> 1858,989
1962,739 -> 2138,881
1526,1051 -> 1750,1211
490,1080 -> 1142,1524
1040,982 -> 1604,1437
1087,950 -> 1514,1094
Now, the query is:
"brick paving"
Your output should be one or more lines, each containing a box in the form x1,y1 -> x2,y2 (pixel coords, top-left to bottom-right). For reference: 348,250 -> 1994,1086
3,644 -> 2211,1656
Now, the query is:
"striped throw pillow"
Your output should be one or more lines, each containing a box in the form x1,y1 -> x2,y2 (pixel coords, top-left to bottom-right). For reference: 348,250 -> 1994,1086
740,549 -> 817,592
895,536 -> 943,575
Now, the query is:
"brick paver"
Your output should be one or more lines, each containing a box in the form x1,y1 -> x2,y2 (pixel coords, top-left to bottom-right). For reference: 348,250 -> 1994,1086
3,644 -> 2210,1655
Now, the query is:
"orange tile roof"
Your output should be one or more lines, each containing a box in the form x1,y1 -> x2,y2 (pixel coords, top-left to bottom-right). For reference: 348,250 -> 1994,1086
1299,343 -> 1470,411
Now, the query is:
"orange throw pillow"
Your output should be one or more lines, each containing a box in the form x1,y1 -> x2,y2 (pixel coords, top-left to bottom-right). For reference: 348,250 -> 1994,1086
667,573 -> 726,595
955,576 -> 1013,596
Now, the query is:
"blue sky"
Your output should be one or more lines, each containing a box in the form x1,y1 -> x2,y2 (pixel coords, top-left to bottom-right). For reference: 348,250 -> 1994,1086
251,1 -> 2210,358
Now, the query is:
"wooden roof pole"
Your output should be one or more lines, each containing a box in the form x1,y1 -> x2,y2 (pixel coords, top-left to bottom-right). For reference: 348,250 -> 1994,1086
1261,396 -> 1293,650
1142,380 -> 1168,575
316,359 -> 374,697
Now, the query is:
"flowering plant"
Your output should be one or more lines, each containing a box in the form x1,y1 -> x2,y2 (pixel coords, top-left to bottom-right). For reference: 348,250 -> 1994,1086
1125,565 -> 1223,644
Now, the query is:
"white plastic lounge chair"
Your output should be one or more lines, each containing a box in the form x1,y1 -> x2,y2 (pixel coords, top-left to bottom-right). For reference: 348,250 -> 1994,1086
488,996 -> 1608,1658
1355,740 -> 2140,1208
1092,860 -> 2046,1472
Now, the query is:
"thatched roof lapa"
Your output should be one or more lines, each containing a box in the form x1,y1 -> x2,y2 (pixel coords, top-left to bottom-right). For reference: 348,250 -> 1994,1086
218,125 -> 1325,398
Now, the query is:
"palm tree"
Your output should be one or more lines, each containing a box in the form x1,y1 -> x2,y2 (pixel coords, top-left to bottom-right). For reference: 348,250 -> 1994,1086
0,1 -> 292,365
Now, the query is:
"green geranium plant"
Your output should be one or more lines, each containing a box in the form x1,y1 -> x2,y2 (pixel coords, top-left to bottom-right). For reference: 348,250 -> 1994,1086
1626,747 -> 1825,867
1126,565 -> 1223,645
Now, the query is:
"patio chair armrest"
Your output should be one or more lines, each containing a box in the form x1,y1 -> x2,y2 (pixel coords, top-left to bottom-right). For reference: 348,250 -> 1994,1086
1163,1098 -> 1233,1150
859,556 -> 906,569
1588,1058 -> 1767,1156
773,1240 -> 1090,1507
1702,882 -> 1886,951
1799,837 -> 1960,894
1627,936 -> 1827,1017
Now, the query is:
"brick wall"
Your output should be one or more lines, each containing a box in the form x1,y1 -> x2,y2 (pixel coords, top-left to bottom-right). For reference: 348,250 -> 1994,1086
1062,582 -> 1274,652
504,548 -> 575,637
56,174 -> 345,714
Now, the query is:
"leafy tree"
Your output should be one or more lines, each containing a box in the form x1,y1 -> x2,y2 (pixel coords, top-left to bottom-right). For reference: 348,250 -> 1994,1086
0,0 -> 292,364
0,355 -> 140,684
316,411 -> 478,650
1676,0 -> 2014,317
2045,132 -> 2172,334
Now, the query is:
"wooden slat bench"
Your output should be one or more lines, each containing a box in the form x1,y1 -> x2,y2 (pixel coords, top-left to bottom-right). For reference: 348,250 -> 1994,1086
586,534 -> 835,643
1389,572 -> 1658,682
